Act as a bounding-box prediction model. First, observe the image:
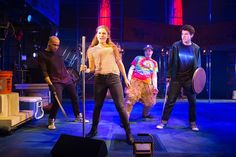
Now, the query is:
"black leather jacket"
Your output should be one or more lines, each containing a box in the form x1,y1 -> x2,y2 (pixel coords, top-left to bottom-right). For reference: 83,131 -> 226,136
167,40 -> 201,80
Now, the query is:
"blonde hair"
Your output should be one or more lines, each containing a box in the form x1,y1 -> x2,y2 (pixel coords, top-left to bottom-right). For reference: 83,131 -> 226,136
89,25 -> 115,48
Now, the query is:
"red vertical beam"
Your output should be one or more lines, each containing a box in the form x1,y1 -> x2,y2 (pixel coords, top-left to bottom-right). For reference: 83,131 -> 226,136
98,0 -> 111,29
169,0 -> 183,25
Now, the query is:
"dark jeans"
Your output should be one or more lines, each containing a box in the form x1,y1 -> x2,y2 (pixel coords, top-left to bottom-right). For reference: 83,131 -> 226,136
161,78 -> 197,123
49,82 -> 80,119
91,73 -> 130,133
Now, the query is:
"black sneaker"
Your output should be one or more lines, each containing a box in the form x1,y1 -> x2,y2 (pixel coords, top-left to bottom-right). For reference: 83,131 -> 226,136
142,114 -> 154,119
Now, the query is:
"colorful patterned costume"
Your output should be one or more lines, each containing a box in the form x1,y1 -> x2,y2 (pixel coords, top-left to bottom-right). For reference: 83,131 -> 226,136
125,56 -> 158,118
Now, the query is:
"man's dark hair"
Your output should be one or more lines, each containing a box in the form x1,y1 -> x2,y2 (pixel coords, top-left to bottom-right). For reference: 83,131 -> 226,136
181,24 -> 195,35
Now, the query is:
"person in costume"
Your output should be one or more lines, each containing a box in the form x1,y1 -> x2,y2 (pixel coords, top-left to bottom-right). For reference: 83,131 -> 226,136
125,44 -> 158,120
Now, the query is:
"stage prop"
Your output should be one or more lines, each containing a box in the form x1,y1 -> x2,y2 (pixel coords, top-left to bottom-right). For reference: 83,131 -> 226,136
133,134 -> 154,157
51,90 -> 68,119
19,96 -> 44,119
233,90 -> 236,100
192,67 -> 206,94
0,92 -> 33,132
0,71 -> 13,94
81,36 -> 86,137
15,83 -> 50,107
51,134 -> 108,157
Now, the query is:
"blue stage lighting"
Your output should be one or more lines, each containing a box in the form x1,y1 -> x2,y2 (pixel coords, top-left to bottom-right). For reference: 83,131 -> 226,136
27,15 -> 32,22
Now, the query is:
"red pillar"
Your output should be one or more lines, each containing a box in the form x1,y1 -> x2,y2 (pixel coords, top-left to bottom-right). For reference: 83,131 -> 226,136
169,0 -> 183,25
98,0 -> 111,29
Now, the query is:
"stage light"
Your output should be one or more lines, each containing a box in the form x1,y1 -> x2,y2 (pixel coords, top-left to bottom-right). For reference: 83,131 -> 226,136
27,14 -> 32,23
21,55 -> 27,61
55,31 -> 59,36
33,52 -> 37,58
133,134 -> 154,157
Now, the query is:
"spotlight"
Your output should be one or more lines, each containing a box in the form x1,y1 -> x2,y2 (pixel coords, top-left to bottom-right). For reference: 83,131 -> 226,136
33,52 -> 37,58
27,14 -> 32,23
133,134 -> 154,157
21,55 -> 27,61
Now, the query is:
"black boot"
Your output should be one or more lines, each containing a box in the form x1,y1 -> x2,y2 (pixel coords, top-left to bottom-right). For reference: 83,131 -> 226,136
86,121 -> 98,138
86,129 -> 97,138
126,132 -> 134,145
123,123 -> 134,145
86,106 -> 101,138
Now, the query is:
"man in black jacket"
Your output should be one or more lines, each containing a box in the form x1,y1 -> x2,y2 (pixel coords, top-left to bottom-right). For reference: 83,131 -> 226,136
38,36 -> 88,130
156,25 -> 201,131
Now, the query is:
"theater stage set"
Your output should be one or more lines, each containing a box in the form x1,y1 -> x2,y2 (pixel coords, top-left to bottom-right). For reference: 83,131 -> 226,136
0,98 -> 235,157
1,0 -> 236,157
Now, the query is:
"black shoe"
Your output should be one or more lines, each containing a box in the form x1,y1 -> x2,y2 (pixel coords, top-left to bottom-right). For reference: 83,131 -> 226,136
126,133 -> 134,145
142,114 -> 154,119
86,130 -> 97,138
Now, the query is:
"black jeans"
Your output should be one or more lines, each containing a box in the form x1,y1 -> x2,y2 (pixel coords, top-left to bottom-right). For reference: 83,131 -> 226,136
91,73 -> 130,132
161,78 -> 197,122
49,82 -> 80,119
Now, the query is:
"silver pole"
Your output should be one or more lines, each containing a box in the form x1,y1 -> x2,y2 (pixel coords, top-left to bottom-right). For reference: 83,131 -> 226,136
81,36 -> 86,137
208,50 -> 212,103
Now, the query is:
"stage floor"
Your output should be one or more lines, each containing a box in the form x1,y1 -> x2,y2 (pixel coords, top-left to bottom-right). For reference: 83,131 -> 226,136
0,99 -> 236,157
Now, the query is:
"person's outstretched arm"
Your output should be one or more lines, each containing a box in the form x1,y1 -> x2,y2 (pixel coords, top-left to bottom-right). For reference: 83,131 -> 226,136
127,65 -> 135,81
